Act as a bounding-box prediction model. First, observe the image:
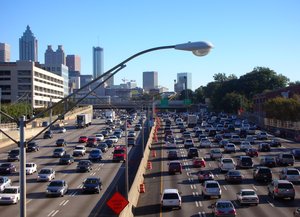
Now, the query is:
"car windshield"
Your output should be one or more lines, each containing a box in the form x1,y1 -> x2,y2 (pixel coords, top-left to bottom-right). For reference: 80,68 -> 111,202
223,159 -> 233,163
85,179 -> 99,184
79,161 -> 90,165
114,150 -> 125,154
241,191 -> 255,196
40,169 -> 51,174
216,202 -> 233,208
49,181 -> 63,187
26,163 -> 34,167
0,164 -> 11,167
229,171 -> 241,176
278,183 -> 294,189
91,150 -> 101,154
163,193 -> 179,199
206,183 -> 219,188
286,170 -> 299,175
3,188 -> 17,194
10,150 -> 19,154
75,147 -> 84,150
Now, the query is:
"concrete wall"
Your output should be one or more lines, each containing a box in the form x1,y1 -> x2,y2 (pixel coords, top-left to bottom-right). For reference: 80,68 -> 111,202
119,121 -> 156,217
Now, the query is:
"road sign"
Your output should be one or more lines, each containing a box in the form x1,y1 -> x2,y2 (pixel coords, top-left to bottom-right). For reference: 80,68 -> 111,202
106,191 -> 129,215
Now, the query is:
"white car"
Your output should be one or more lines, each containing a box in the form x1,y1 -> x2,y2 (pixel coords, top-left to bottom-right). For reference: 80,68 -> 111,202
218,158 -> 236,172
0,176 -> 12,192
37,168 -> 55,182
240,141 -> 252,151
25,162 -> 37,175
224,143 -> 236,153
257,132 -> 268,140
279,168 -> 300,183
199,138 -> 212,148
109,135 -> 119,143
161,188 -> 182,209
166,141 -> 177,149
73,145 -> 86,156
184,138 -> 195,148
202,180 -> 222,199
236,189 -> 259,205
95,134 -> 104,141
0,186 -> 20,204
230,134 -> 241,144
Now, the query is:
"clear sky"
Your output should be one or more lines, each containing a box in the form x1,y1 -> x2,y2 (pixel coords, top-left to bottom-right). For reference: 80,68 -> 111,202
1,0 -> 299,91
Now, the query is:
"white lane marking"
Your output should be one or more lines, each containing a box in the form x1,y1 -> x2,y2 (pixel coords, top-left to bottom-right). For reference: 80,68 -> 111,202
48,210 -> 55,217
215,174 -> 219,178
51,210 -> 59,217
195,201 -> 199,207
187,172 -> 190,176
223,185 -> 227,190
252,185 -> 257,191
191,185 -> 194,190
199,201 -> 203,207
193,192 -> 196,197
198,211 -> 206,217
208,163 -> 211,167
70,191 -> 77,196
193,184 -> 196,189
62,200 -> 69,206
268,200 -> 274,207
189,178 -> 192,182
26,199 -> 32,204
59,200 -> 66,206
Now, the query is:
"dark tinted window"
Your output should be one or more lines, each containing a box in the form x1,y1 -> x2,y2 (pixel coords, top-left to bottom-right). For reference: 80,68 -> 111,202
278,183 -> 294,189
163,193 -> 179,199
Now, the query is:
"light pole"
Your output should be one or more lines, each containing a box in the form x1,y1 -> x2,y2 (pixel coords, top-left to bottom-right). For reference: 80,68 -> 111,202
0,40 -> 213,217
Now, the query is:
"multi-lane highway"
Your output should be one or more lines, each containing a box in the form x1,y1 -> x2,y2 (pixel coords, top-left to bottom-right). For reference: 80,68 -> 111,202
136,116 -> 300,217
0,115 -> 145,217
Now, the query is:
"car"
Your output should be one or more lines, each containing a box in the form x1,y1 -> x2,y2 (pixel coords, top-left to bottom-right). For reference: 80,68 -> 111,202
258,143 -> 271,152
105,139 -> 114,148
52,127 -> 66,133
109,135 -> 119,143
294,208 -> 300,217
86,137 -> 97,147
270,138 -> 282,147
202,180 -> 222,199
168,161 -> 182,174
211,200 -> 236,217
78,136 -> 88,143
240,141 -> 252,151
134,124 -> 142,131
253,166 -> 272,182
236,189 -> 259,205
161,188 -> 182,209
230,134 -> 241,144
245,148 -> 258,157
276,153 -> 295,166
7,149 -> 20,161
224,143 -> 236,153
114,130 -> 124,138
260,156 -> 276,167
165,140 -> 177,149
268,179 -> 295,200
37,168 -> 55,182
196,170 -> 214,182
218,158 -> 236,172
167,150 -> 178,160
245,135 -> 256,144
210,148 -> 223,160
101,130 -> 110,138
46,180 -> 68,197
82,177 -> 103,194
236,156 -> 253,169
219,139 -> 229,148
43,130 -> 53,139
97,142 -> 109,152
0,176 -> 12,192
184,138 -> 195,148
25,162 -> 37,175
26,141 -> 40,152
0,163 -> 16,175
52,148 -> 66,158
199,138 -> 212,148
187,147 -> 199,158
59,154 -> 74,165
94,134 -> 104,141
183,131 -> 192,138
73,145 -> 86,157
192,157 -> 206,168
77,160 -> 93,172
257,131 -> 268,140
88,149 -> 103,161
56,138 -> 67,147
0,186 -> 20,204
279,167 -> 300,183
291,148 -> 300,159
225,170 -> 243,183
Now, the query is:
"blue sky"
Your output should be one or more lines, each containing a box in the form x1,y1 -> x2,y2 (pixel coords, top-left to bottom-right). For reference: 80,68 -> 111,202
1,0 -> 300,91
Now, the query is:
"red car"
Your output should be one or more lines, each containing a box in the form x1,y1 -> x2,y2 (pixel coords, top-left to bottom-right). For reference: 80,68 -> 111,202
196,170 -> 214,183
78,136 -> 88,143
192,157 -> 206,168
246,148 -> 258,157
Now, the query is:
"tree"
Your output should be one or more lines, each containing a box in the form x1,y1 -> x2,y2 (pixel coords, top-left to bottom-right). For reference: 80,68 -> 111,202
193,86 -> 205,104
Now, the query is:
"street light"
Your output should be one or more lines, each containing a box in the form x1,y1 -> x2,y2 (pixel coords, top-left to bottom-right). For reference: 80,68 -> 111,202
0,40 -> 213,217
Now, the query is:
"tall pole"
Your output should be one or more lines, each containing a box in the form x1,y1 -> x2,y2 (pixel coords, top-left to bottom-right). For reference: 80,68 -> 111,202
49,98 -> 52,127
125,119 -> 128,199
142,106 -> 145,158
19,116 -> 26,217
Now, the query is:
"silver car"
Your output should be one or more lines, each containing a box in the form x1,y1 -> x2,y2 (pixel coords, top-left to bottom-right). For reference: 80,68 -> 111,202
46,180 -> 68,197
37,168 -> 55,182
202,180 -> 222,199
211,200 -> 236,217
268,180 -> 295,200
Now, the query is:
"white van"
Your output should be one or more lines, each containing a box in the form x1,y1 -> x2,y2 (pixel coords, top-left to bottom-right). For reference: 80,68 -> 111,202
161,188 -> 181,209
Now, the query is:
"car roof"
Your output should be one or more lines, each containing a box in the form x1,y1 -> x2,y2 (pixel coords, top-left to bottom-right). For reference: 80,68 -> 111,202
240,188 -> 255,192
163,188 -> 179,194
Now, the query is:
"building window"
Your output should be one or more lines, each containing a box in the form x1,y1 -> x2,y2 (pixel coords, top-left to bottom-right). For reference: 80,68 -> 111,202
0,70 -> 11,76
0,85 -> 11,91
18,78 -> 31,83
17,70 -> 31,76
0,77 -> 10,80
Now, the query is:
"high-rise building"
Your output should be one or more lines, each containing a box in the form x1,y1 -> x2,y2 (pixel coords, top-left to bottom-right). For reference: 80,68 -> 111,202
19,25 -> 38,62
0,43 -> 10,62
66,55 -> 81,72
143,71 -> 158,92
174,72 -> 192,92
93,47 -> 104,79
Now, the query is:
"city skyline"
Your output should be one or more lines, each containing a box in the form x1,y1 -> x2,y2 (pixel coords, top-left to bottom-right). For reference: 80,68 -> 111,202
1,0 -> 299,91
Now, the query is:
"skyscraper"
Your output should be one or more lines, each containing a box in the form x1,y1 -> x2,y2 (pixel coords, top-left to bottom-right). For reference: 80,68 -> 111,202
143,71 -> 158,92
0,43 -> 10,62
93,47 -> 104,80
19,25 -> 38,62
174,72 -> 192,92
66,55 -> 81,72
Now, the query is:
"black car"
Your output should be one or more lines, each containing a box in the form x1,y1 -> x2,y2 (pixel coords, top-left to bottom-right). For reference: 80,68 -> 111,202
77,160 -> 93,172
0,163 -> 16,174
82,177 -> 103,194
56,139 -> 67,147
7,149 -> 20,161
253,166 -> 272,182
43,130 -> 53,139
270,138 -> 281,147
26,141 -> 40,152
291,148 -> 300,159
187,148 -> 199,158
258,143 -> 271,152
97,143 -> 108,153
59,154 -> 74,165
105,139 -> 114,148
88,149 -> 103,161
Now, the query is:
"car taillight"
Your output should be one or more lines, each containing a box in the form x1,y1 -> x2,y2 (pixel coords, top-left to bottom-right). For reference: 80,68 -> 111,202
274,188 -> 279,193
217,210 -> 225,214
229,209 -> 236,214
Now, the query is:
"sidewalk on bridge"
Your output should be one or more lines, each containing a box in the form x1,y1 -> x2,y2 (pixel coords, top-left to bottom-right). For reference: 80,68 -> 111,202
133,132 -> 164,216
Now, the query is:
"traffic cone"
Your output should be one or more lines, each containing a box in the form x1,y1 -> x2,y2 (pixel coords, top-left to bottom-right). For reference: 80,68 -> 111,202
152,150 -> 156,157
140,183 -> 145,193
147,161 -> 152,170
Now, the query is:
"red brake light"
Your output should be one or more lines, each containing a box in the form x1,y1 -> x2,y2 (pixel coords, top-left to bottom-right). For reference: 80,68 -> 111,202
274,188 -> 279,193
229,209 -> 236,214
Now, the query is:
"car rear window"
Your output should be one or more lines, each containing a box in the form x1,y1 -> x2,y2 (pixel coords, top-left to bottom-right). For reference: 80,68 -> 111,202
287,170 -> 299,175
163,193 -> 179,199
223,159 -> 233,163
282,154 -> 293,158
259,168 -> 271,173
278,183 -> 294,189
206,183 -> 219,188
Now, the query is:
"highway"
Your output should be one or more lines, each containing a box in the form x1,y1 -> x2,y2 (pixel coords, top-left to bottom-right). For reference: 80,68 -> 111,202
135,117 -> 300,217
0,116 -> 145,217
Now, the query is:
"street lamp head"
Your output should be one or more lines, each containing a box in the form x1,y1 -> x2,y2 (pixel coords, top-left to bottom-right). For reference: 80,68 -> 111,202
174,41 -> 214,56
